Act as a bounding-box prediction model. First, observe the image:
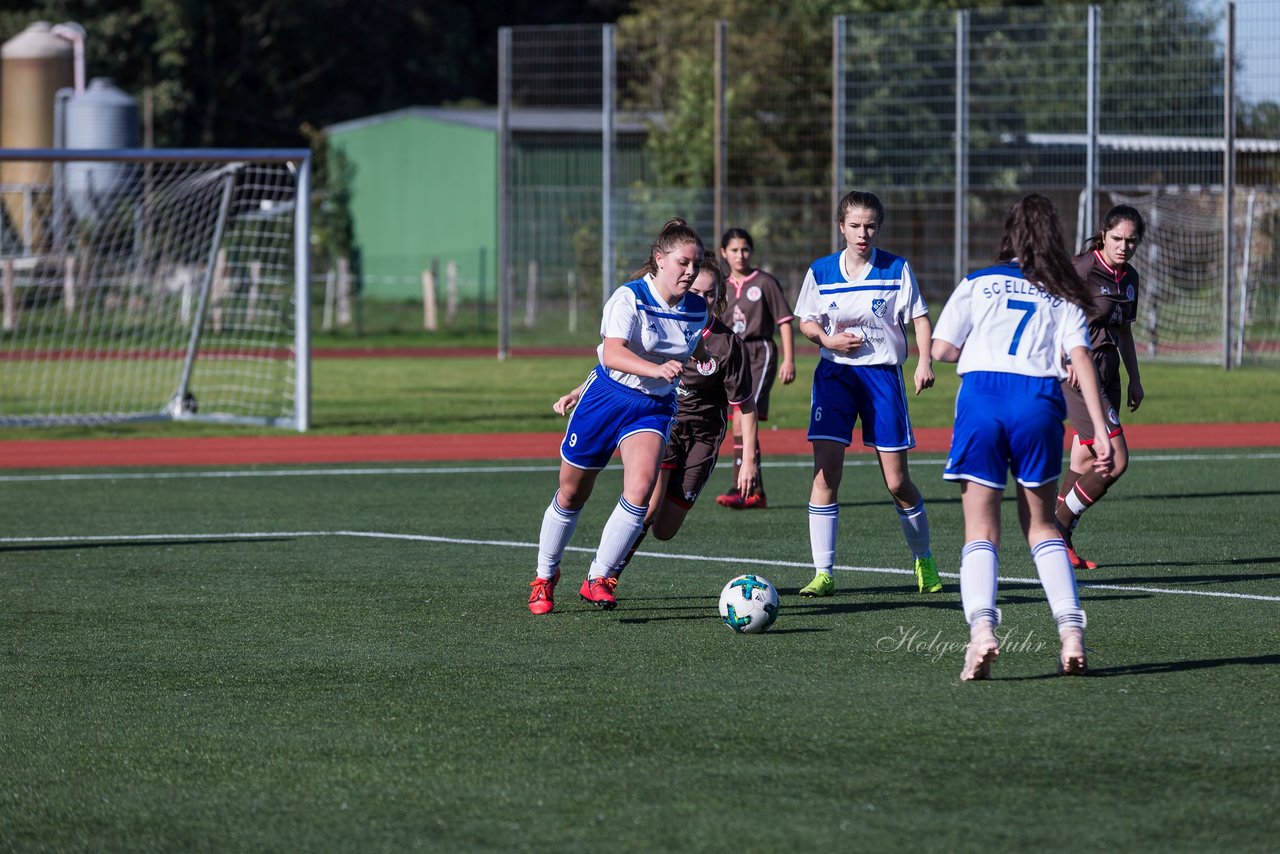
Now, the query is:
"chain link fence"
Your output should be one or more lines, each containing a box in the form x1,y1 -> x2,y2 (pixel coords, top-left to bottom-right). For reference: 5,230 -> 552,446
497,1 -> 1280,365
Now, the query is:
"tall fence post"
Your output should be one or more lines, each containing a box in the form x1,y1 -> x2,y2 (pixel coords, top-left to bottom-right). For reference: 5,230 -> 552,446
954,9 -> 969,287
714,20 -> 728,245
831,16 -> 846,254
497,26 -> 512,360
1085,5 -> 1100,246
602,24 -> 616,304
1222,1 -> 1236,371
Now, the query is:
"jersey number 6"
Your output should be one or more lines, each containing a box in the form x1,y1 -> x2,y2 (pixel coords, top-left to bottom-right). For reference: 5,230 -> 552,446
1007,299 -> 1038,355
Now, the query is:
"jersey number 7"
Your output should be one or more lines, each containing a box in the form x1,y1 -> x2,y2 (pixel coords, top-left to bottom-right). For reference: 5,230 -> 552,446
1006,299 -> 1037,355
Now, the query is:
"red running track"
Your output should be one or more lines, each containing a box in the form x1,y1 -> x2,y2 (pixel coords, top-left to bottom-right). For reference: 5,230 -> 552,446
1,422 -> 1277,469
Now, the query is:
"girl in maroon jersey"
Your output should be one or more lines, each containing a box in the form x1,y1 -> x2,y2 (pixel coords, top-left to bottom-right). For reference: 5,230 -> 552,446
714,228 -> 796,509
1056,204 -> 1146,569
554,254 -> 759,595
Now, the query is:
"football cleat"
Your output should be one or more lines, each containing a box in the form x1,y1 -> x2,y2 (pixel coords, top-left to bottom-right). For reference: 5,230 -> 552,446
528,568 -> 560,616
601,576 -> 619,595
1058,627 -> 1088,676
715,489 -> 745,509
578,576 -> 617,610
741,491 -> 768,509
798,573 -> 834,597
1065,545 -> 1098,570
960,626 -> 1000,681
915,556 -> 943,593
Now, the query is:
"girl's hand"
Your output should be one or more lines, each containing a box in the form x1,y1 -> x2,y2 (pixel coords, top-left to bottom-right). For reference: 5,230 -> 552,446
823,330 -> 864,354
653,359 -> 684,382
553,390 -> 580,416
1127,379 -> 1144,411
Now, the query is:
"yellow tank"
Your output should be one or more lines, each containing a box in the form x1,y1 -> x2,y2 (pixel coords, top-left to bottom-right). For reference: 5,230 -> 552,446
2,21 -> 74,253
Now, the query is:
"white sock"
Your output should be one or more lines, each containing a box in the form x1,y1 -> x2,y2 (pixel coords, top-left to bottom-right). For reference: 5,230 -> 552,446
537,491 -> 579,579
808,503 -> 839,574
589,496 -> 648,580
960,539 -> 1000,626
896,498 -> 931,559
1031,538 -> 1086,630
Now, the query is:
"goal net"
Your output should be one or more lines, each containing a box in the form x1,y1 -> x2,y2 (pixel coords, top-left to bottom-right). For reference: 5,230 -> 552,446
0,149 -> 310,430
1101,187 -> 1280,366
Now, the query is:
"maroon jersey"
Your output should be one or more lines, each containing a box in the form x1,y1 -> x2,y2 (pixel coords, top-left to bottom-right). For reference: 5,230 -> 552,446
676,318 -> 754,435
721,270 -> 794,341
1072,250 -> 1139,388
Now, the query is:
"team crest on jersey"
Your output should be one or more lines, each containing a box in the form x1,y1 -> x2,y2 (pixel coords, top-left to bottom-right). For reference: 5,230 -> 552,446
871,298 -> 888,318
1100,285 -> 1111,295
1126,284 -> 1135,301
695,357 -> 718,376
747,285 -> 762,302
1107,405 -> 1120,425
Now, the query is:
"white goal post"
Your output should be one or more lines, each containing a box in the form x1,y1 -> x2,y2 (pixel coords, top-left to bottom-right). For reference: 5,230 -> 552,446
0,148 -> 310,430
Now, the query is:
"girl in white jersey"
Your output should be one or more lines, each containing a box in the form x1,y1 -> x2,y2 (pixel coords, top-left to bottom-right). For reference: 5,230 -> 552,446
932,194 -> 1114,680
528,219 -> 709,616
793,191 -> 941,599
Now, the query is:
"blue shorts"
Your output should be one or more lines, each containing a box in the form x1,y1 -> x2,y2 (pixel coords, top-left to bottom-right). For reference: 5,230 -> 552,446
561,366 -> 677,470
943,371 -> 1066,489
807,359 -> 915,451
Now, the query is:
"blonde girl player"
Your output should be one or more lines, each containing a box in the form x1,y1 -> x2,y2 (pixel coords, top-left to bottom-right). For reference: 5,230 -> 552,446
527,218 -> 709,615
1056,205 -> 1147,570
931,193 -> 1114,680
552,254 -> 759,594
714,228 -> 795,509
793,190 -> 941,598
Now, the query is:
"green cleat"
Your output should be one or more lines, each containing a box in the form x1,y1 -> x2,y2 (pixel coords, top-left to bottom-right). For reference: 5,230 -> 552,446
798,573 -> 835,597
915,556 -> 943,593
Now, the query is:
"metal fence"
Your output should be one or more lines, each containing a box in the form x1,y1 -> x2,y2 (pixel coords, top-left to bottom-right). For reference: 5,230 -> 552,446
498,1 -> 1280,365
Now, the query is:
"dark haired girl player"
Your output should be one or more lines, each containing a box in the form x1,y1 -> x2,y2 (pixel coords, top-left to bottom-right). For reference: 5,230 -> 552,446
528,219 -> 709,615
1055,204 -> 1147,570
552,255 -> 758,596
793,191 -> 942,599
714,228 -> 795,509
932,193 -> 1114,680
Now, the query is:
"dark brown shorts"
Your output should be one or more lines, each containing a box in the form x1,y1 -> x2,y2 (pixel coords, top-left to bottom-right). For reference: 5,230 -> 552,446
662,419 -> 725,508
1062,350 -> 1123,443
742,338 -> 778,420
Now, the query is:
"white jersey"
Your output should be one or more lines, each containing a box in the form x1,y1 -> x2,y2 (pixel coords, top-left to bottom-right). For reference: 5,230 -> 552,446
794,248 -> 928,366
598,274 -> 708,396
933,261 -> 1090,379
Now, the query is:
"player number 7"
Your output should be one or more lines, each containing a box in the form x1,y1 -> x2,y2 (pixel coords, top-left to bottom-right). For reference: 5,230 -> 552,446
1006,299 -> 1037,355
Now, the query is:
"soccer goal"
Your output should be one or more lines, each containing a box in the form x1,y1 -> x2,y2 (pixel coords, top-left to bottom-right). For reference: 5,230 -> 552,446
0,148 -> 311,430
1096,187 -> 1280,366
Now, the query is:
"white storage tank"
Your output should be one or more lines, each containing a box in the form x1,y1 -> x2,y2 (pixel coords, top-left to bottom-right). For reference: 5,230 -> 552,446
1,21 -> 74,251
64,77 -> 139,221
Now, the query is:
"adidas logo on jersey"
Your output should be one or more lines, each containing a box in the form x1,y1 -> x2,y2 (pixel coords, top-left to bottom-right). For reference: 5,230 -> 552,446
828,301 -> 838,311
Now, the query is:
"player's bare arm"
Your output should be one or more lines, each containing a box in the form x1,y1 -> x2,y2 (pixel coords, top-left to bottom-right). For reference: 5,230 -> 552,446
779,320 -> 797,384
601,337 -> 683,381
1069,344 -> 1115,473
911,314 -> 935,395
1118,324 -> 1144,411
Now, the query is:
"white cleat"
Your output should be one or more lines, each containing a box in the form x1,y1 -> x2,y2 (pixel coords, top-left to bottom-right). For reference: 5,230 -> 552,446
960,624 -> 1000,681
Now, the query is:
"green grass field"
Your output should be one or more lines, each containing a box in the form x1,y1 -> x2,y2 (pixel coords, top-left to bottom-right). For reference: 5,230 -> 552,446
5,357 -> 1280,441
3,448 -> 1278,850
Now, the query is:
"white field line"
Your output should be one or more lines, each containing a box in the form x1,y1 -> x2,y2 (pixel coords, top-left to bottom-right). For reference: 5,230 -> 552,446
1,450 -> 1278,482
4,529 -> 1278,604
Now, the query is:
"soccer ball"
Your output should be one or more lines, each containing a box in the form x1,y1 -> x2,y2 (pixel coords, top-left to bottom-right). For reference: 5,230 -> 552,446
718,574 -> 779,634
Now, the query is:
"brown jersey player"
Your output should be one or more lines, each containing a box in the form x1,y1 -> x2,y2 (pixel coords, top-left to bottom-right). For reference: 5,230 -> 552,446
715,228 -> 796,509
1056,204 -> 1147,570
